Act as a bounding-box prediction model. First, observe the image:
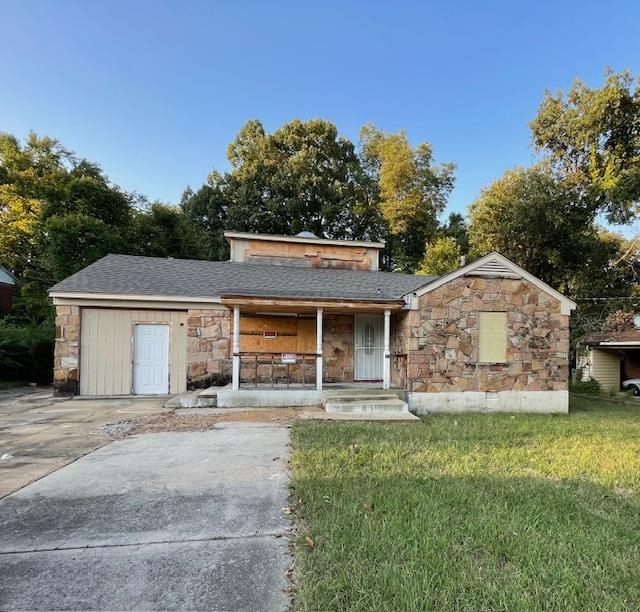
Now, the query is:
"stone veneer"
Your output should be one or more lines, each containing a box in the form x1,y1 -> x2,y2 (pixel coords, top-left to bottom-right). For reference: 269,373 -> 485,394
53,305 -> 80,394
397,276 -> 569,393
186,308 -> 231,381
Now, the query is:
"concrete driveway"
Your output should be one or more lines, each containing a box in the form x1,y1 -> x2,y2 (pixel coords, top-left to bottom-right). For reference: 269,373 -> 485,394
0,388 -> 169,497
0,423 -> 291,611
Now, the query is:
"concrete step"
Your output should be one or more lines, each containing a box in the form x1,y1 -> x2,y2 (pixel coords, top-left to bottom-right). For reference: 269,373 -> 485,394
324,397 -> 409,414
302,410 -> 419,422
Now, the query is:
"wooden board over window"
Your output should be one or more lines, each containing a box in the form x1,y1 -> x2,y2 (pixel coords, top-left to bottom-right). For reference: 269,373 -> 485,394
479,312 -> 507,363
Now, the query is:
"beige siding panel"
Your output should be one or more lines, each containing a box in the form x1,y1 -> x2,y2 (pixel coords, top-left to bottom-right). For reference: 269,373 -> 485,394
590,348 -> 621,392
80,308 -> 187,396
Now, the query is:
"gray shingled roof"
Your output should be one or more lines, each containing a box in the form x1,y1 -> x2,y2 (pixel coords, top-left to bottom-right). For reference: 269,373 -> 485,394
49,254 -> 435,302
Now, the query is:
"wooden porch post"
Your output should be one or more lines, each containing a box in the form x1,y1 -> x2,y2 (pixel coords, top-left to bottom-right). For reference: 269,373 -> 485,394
232,305 -> 240,390
383,308 -> 391,390
316,308 -> 323,391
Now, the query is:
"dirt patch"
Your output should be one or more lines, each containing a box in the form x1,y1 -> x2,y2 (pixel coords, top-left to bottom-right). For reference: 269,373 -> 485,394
97,409 -> 304,437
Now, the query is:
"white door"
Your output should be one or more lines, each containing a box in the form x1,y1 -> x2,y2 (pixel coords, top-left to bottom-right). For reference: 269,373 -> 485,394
134,324 -> 169,394
354,315 -> 384,381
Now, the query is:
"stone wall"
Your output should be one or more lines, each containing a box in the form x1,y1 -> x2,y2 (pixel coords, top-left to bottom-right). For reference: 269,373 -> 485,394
406,277 -> 569,393
391,310 -> 415,388
323,314 -> 354,382
186,308 -> 231,383
53,305 -> 80,394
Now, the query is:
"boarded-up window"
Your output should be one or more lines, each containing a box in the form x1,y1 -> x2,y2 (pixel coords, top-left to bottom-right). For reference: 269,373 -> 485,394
479,312 -> 507,363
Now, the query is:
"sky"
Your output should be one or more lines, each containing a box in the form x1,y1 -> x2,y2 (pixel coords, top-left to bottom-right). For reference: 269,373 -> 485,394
2,0 -> 639,230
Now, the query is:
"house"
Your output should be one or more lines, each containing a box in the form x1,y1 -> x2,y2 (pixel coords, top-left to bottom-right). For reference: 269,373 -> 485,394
49,231 -> 576,413
579,324 -> 640,392
0,264 -> 17,315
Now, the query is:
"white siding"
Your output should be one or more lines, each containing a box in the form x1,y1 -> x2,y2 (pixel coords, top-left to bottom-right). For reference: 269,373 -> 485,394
0,267 -> 15,285
590,348 -> 621,392
80,308 -> 187,396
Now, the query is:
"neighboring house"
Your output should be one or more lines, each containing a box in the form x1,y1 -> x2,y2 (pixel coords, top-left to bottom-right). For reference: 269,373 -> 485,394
0,264 -> 17,315
49,231 -> 576,413
580,326 -> 640,392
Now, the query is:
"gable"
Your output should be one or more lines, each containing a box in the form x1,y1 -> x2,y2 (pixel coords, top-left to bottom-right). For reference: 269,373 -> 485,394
407,252 -> 576,316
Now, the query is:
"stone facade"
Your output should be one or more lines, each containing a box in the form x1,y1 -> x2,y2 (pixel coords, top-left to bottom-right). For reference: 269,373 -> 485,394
186,308 -> 231,382
401,277 -> 569,393
53,304 -> 81,394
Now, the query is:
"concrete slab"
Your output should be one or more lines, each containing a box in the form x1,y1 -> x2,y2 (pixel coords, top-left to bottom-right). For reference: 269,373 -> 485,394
0,391 -> 170,497
217,387 -> 322,408
1,537 -> 288,612
0,427 -> 292,611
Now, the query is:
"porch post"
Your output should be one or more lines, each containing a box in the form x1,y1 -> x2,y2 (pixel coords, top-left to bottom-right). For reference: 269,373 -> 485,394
383,308 -> 391,390
316,308 -> 323,391
232,305 -> 240,390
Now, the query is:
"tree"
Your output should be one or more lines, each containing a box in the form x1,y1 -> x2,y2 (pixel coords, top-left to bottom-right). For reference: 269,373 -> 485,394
181,118 -> 386,261
360,125 -> 455,272
418,236 -> 462,276
438,212 -> 469,255
44,213 -> 126,280
180,182 -> 230,261
226,118 -> 377,239
530,69 -> 640,224
468,165 -> 635,295
131,203 -> 205,260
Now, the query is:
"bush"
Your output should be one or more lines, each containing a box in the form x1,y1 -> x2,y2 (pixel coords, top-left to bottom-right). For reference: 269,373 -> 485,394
0,321 -> 54,384
569,377 -> 601,394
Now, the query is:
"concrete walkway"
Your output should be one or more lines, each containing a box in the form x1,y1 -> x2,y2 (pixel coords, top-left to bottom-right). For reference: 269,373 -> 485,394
0,424 -> 292,611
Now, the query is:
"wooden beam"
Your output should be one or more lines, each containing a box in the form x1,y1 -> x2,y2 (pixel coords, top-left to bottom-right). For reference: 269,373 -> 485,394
220,296 -> 404,311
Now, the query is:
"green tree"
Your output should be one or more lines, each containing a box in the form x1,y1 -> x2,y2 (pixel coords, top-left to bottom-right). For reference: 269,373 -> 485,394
530,69 -> 640,223
181,181 -> 230,261
418,236 -> 462,276
44,213 -> 126,280
468,165 -> 635,296
360,125 -> 455,272
227,118 -> 377,239
131,203 -> 205,260
438,212 -> 469,254
182,118 -> 386,261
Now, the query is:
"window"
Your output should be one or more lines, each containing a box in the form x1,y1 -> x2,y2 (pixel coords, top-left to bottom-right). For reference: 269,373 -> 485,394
478,312 -> 507,363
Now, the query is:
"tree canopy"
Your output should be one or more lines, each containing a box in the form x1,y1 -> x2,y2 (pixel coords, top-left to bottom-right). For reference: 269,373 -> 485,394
530,69 -> 640,224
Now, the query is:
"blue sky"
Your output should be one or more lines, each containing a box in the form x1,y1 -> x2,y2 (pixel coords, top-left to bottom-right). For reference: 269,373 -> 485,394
2,0 -> 639,227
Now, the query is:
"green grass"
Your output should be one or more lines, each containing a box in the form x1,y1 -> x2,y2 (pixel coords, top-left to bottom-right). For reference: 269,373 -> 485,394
290,396 -> 640,611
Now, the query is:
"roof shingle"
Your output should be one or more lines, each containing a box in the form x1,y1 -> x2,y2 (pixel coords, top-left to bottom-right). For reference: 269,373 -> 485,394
49,254 -> 435,302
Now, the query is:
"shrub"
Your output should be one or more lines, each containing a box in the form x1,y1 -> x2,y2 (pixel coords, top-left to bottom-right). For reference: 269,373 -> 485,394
569,377 -> 601,394
0,321 -> 54,384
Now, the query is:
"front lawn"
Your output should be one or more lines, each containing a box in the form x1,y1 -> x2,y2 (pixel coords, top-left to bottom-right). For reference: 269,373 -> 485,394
290,396 -> 640,611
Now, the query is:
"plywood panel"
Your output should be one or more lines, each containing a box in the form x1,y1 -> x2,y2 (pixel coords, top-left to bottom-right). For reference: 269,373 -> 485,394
479,312 -> 507,363
80,308 -> 187,396
297,318 -> 316,353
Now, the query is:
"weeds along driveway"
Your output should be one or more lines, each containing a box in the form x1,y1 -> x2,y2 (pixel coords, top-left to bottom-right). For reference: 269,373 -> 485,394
0,423 -> 292,611
0,390 -> 170,497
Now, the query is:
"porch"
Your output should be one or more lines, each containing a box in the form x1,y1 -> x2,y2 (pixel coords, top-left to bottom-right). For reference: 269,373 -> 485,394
221,297 -> 406,393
